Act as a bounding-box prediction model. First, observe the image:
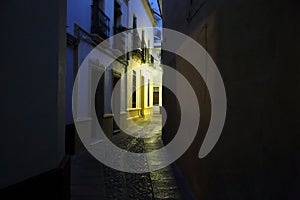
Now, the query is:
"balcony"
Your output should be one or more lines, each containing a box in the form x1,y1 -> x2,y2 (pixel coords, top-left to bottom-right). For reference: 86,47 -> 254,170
113,25 -> 128,54
131,49 -> 144,62
132,30 -> 142,51
91,5 -> 110,40
154,28 -> 162,43
129,30 -> 143,62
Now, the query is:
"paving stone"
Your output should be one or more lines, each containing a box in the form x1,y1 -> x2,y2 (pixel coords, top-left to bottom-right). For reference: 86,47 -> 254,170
71,115 -> 182,200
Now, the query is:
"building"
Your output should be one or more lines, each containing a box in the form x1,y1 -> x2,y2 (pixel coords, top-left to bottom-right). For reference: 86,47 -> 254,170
66,0 -> 160,153
124,0 -> 161,128
66,0 -> 128,152
151,0 -> 163,108
161,0 -> 300,199
0,0 -> 162,198
1,0 -> 300,199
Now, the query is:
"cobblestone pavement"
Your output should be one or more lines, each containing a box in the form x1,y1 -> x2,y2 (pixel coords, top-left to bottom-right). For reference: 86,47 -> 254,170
71,115 -> 183,200
104,115 -> 182,200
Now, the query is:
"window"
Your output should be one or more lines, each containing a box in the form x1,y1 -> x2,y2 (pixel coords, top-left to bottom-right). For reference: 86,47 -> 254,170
148,79 -> 150,107
153,87 -> 159,105
133,15 -> 137,28
98,0 -> 105,9
114,0 -> 122,34
132,15 -> 138,50
141,30 -> 146,62
132,70 -> 136,108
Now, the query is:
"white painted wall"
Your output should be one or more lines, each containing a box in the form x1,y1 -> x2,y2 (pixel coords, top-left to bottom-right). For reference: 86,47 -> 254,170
76,41 -> 94,119
128,0 -> 154,49
67,0 -> 93,35
125,0 -> 158,119
67,0 -> 156,130
67,0 -> 124,37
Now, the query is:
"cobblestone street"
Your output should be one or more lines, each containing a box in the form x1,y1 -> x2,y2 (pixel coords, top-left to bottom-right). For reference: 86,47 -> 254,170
71,115 -> 183,200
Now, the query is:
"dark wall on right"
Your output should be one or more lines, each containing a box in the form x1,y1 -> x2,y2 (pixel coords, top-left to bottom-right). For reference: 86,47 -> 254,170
162,0 -> 300,199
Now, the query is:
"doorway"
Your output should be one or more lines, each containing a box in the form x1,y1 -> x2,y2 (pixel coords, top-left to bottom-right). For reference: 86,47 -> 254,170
153,87 -> 159,105
113,73 -> 121,133
141,76 -> 145,117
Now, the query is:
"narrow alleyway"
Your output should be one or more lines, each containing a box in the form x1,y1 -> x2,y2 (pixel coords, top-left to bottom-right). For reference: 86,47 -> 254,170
71,111 -> 183,200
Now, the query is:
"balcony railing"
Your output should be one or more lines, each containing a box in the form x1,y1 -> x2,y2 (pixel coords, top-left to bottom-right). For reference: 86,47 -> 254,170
91,5 -> 110,39
132,30 -> 141,51
130,30 -> 144,62
113,26 -> 128,53
131,49 -> 144,62
154,28 -> 162,43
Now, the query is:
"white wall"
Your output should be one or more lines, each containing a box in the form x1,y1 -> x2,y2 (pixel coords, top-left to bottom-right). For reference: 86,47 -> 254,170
76,41 -> 95,119
67,0 -> 93,34
67,0 -> 124,37
104,0 -> 114,37
128,0 -> 154,49
104,0 -> 129,47
126,0 -> 156,111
